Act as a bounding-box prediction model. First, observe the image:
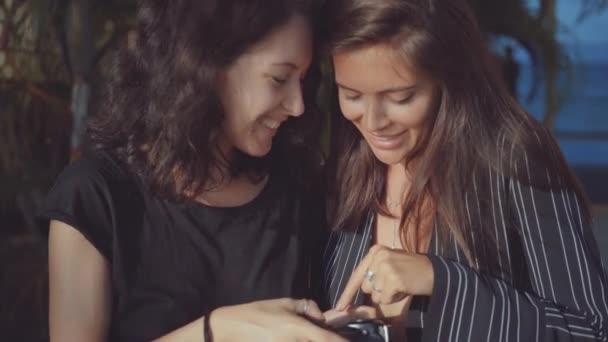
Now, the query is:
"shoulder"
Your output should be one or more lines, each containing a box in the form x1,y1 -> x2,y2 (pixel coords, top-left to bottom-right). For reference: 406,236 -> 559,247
50,150 -> 143,207
38,150 -> 141,259
59,150 -> 130,187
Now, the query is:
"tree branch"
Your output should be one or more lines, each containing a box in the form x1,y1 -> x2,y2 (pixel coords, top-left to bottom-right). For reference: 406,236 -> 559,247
51,3 -> 73,80
14,2 -> 32,29
24,81 -> 71,116
90,27 -> 125,69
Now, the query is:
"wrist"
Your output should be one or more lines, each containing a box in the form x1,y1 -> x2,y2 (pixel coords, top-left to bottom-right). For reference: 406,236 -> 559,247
418,255 -> 435,296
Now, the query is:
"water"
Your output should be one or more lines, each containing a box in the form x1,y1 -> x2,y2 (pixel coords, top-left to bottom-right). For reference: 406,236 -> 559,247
517,63 -> 608,165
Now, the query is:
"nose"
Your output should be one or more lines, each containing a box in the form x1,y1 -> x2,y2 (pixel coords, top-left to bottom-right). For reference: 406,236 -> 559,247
282,82 -> 305,117
362,100 -> 389,132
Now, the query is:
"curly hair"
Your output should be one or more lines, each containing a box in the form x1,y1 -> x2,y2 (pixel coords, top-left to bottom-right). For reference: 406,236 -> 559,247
88,0 -> 324,201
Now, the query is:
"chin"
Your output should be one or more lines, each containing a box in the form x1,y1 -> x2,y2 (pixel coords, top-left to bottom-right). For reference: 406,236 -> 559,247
242,141 -> 273,158
370,149 -> 407,166
250,149 -> 271,158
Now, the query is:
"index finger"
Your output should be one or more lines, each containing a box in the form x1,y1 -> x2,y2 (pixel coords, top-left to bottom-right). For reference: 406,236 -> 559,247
324,306 -> 377,327
335,247 -> 380,311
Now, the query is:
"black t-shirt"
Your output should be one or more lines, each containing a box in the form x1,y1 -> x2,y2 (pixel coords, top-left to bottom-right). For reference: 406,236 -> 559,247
38,151 -> 327,341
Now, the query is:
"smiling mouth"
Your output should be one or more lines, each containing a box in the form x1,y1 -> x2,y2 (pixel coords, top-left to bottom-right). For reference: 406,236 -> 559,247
371,132 -> 403,139
260,118 -> 282,130
367,131 -> 406,150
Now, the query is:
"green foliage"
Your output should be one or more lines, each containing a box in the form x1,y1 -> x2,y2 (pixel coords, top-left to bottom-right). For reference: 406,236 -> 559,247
0,0 -> 135,228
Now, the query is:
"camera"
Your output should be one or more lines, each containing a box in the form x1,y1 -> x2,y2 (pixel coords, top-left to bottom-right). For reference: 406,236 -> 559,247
333,319 -> 391,342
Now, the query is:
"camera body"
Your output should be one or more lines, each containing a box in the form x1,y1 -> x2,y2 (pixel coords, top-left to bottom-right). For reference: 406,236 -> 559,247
333,319 -> 391,342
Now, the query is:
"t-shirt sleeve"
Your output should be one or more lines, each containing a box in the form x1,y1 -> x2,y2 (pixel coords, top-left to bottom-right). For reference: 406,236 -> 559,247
37,156 -> 117,260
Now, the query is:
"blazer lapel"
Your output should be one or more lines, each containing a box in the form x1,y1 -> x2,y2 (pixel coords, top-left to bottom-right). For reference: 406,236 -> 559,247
324,213 -> 374,308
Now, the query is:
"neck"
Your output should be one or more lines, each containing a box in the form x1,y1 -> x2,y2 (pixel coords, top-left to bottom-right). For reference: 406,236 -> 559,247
215,133 -> 236,168
386,163 -> 410,209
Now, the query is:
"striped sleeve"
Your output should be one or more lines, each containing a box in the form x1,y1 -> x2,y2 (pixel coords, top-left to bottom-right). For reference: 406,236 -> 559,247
422,178 -> 608,341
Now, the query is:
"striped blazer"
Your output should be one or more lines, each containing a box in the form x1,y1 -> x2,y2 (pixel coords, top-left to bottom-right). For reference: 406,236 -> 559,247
323,170 -> 608,341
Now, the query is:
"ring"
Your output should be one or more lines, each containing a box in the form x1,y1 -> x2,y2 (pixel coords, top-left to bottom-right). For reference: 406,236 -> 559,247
365,269 -> 375,282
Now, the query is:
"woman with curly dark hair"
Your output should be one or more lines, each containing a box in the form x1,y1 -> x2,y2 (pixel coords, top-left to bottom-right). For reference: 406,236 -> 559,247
39,1 -> 344,341
321,0 -> 608,341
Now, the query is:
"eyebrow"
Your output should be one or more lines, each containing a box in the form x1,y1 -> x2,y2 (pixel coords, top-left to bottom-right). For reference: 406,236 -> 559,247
336,83 -> 417,94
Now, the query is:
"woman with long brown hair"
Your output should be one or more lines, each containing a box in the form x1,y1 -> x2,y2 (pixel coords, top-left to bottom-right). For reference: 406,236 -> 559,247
321,0 -> 608,340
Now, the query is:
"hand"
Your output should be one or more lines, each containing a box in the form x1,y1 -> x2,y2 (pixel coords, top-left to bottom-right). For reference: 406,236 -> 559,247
211,298 -> 347,342
335,245 -> 434,311
323,306 -> 377,327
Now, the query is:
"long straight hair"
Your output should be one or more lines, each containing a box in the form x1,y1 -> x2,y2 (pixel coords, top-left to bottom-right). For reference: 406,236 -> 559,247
323,0 -> 590,271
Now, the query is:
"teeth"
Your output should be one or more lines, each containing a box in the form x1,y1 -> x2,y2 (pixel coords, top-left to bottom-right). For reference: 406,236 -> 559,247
261,119 -> 281,130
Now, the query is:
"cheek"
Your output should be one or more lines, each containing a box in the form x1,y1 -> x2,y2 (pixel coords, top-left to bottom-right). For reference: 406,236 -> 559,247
386,109 -> 425,128
248,84 -> 283,116
388,99 -> 434,128
338,98 -> 362,122
228,90 -> 279,128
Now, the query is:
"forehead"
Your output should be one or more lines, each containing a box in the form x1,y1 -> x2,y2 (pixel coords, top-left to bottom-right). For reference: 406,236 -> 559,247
244,14 -> 313,69
333,43 -> 419,91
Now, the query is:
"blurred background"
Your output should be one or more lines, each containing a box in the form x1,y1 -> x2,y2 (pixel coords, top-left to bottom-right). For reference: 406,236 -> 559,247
0,0 -> 606,340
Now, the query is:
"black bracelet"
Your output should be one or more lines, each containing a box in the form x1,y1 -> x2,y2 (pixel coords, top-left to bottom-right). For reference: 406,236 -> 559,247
204,310 -> 214,342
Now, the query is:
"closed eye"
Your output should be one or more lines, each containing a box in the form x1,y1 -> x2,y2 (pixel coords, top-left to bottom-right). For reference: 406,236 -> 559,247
393,93 -> 415,104
337,84 -> 362,101
339,89 -> 361,101
271,76 -> 288,85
